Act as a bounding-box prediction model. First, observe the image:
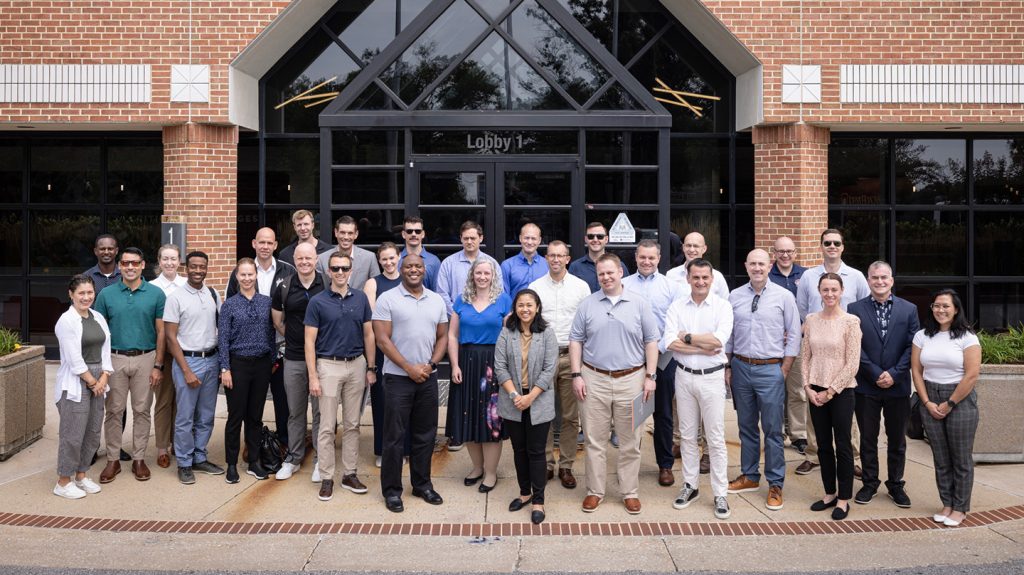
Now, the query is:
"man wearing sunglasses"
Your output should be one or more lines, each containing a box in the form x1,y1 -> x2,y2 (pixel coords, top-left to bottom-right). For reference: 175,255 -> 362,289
568,222 -> 628,293
398,215 -> 441,291
725,249 -> 800,511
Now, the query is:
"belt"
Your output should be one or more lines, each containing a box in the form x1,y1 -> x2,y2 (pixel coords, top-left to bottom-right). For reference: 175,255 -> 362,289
678,363 -> 727,376
317,354 -> 363,362
582,362 -> 643,378
112,349 -> 154,357
182,348 -> 218,358
733,354 -> 782,366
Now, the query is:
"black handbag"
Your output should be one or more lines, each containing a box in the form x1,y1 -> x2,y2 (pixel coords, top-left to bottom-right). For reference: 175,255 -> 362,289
258,425 -> 284,473
907,393 -> 925,440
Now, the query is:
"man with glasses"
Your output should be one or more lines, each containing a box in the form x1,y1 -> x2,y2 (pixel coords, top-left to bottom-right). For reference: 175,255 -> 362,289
436,220 -> 504,315
316,216 -> 380,291
94,247 -> 167,483
501,222 -> 548,297
304,253 -> 375,501
569,222 -> 628,294
725,249 -> 800,511
769,236 -> 810,456
529,240 -> 591,489
278,210 -> 334,267
399,215 -> 441,291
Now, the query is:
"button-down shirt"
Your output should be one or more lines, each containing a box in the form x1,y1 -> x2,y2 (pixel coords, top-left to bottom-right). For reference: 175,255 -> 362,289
768,262 -> 806,298
304,288 -> 372,358
399,247 -> 442,291
569,288 -> 659,370
796,262 -> 871,321
372,284 -> 448,376
93,279 -> 166,351
661,294 -> 733,370
501,251 -> 549,297
163,283 -> 220,352
218,292 -> 275,369
436,250 -> 504,315
666,264 -> 731,301
872,295 -> 894,339
256,258 -> 278,296
568,254 -> 629,293
528,272 -> 591,347
83,264 -> 121,294
622,272 -> 684,335
727,281 -> 801,359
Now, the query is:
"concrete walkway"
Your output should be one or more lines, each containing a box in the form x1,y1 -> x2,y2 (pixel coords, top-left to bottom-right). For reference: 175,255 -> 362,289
0,364 -> 1022,573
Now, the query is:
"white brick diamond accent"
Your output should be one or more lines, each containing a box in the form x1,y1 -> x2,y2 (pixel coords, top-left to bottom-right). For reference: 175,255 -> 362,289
170,64 -> 210,103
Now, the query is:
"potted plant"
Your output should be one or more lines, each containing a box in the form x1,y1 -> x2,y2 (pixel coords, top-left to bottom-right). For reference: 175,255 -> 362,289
0,327 -> 47,461
973,325 -> 1024,463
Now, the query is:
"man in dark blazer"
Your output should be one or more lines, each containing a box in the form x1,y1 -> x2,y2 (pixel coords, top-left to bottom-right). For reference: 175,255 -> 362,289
848,261 -> 920,508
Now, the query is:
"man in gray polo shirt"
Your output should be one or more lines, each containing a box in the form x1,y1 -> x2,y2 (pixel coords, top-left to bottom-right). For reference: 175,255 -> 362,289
371,254 -> 449,513
570,253 -> 659,515
316,215 -> 380,290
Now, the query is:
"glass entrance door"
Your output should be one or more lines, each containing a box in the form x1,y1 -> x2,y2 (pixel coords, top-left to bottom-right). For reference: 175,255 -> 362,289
411,158 -> 578,261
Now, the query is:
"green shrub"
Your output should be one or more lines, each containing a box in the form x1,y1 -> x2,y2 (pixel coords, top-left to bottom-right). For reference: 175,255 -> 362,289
0,326 -> 21,356
978,325 -> 1024,365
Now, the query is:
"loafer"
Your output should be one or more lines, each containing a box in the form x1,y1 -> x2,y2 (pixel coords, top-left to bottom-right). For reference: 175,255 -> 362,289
318,479 -> 334,501
855,485 -> 876,505
131,460 -> 151,481
157,453 -> 171,469
888,486 -> 912,508
699,453 -> 710,474
478,480 -> 496,493
341,474 -> 368,494
943,514 -> 964,527
411,487 -> 443,505
531,509 -> 545,524
658,468 -> 675,487
225,465 -> 240,484
464,473 -> 483,487
727,475 -> 759,494
193,461 -> 226,475
385,495 -> 404,513
795,460 -> 819,475
933,513 -> 948,523
509,497 -> 529,512
177,466 -> 196,485
581,495 -> 602,512
99,461 -> 121,484
810,498 -> 838,512
831,504 -> 849,520
546,469 -> 554,481
558,468 -> 577,489
623,497 -> 642,515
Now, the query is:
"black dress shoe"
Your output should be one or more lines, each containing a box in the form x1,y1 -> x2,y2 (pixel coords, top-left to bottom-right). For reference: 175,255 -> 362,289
225,465 -> 240,484
119,449 -> 132,462
385,496 -> 404,513
831,504 -> 849,520
531,509 -> 545,525
478,480 -> 496,493
854,485 -> 876,505
509,497 -> 529,512
888,486 -> 912,508
411,487 -> 444,505
810,498 -> 838,512
464,474 -> 483,487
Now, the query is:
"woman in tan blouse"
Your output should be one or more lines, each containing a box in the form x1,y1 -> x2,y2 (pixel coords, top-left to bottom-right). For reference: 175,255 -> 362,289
800,272 -> 862,520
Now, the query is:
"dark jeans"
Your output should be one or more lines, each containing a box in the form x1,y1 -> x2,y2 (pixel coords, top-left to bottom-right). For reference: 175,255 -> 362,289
809,385 -> 855,500
854,392 -> 910,492
225,354 -> 272,465
652,358 -> 677,469
371,357 -> 411,457
270,359 -> 289,446
380,373 -> 439,498
505,408 -> 551,505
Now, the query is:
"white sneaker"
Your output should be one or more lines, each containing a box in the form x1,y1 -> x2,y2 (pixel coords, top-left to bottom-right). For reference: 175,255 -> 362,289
74,477 -> 102,494
375,456 -> 382,468
276,462 -> 299,480
311,463 -> 321,483
53,482 -> 87,500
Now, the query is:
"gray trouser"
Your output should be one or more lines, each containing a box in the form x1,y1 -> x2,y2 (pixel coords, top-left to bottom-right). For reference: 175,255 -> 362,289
283,358 -> 321,465
57,365 -> 105,477
922,381 -> 978,512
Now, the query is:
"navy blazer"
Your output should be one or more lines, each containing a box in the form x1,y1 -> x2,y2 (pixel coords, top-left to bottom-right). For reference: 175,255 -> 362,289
847,295 -> 920,397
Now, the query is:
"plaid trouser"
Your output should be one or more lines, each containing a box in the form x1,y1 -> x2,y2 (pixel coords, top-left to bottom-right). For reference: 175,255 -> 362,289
921,381 -> 979,512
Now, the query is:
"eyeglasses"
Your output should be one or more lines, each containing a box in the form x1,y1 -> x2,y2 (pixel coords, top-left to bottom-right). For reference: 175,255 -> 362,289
751,293 -> 761,313
930,303 -> 953,310
822,240 -> 843,247
403,228 -> 424,235
586,233 -> 606,240
773,249 -> 795,256
120,260 -> 143,268
329,265 -> 352,273
545,253 -> 569,259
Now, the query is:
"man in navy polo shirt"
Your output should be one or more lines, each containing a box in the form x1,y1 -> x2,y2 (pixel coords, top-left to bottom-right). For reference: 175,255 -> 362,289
84,234 -> 121,293
304,252 -> 375,502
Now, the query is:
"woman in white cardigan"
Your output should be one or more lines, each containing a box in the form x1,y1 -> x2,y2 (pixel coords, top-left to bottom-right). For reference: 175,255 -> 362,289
53,274 -> 113,499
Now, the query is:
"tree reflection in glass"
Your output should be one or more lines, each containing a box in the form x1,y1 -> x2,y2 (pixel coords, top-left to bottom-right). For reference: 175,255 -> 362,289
974,139 -> 1024,205
894,139 -> 966,205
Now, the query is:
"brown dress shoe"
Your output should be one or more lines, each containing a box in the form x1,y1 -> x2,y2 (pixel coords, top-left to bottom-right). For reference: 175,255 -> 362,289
581,495 -> 602,512
700,453 -> 711,474
672,444 -> 681,458
546,468 -> 554,481
854,464 -> 863,480
132,460 -> 151,481
558,468 -> 577,489
658,468 -> 675,487
795,460 -> 819,475
157,453 -> 171,469
99,460 -> 121,484
623,498 -> 642,514
727,475 -> 760,493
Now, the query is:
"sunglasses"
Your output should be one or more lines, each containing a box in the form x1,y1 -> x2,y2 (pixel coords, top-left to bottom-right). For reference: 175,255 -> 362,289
404,228 -> 424,235
329,265 -> 352,273
120,260 -> 143,268
751,293 -> 761,313
822,240 -> 842,247
586,233 -> 606,240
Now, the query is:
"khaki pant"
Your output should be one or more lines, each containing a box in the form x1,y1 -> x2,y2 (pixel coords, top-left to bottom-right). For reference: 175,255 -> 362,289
546,353 -> 579,471
315,357 -> 367,478
105,351 -> 156,461
152,356 -> 176,452
579,366 -> 644,500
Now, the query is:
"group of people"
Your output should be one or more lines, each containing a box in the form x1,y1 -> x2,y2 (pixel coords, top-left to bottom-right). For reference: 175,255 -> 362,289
54,213 -> 982,528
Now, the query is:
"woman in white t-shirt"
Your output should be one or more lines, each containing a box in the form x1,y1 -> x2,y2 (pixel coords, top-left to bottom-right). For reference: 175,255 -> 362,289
910,289 -> 981,528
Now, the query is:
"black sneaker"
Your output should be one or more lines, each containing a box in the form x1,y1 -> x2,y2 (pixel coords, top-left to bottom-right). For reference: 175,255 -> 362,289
888,486 -> 912,508
672,483 -> 700,510
247,462 -> 269,480
193,461 -> 226,475
177,466 -> 196,485
119,449 -> 132,462
225,465 -> 240,484
854,485 -> 876,505
792,439 -> 807,455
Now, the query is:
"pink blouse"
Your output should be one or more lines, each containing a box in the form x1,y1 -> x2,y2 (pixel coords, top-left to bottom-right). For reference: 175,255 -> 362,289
800,312 -> 862,395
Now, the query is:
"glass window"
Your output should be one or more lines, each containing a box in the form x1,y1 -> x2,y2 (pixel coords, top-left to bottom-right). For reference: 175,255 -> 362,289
0,140 -> 23,203
668,208 -> 731,275
107,212 -> 162,280
588,83 -> 641,110
553,0 -> 613,56
827,210 -> 890,273
412,130 -> 577,155
586,131 -> 657,165
332,170 -> 404,204
975,283 -> 1024,331
585,171 -> 657,204
327,0 -> 431,65
237,135 -> 260,204
503,171 -> 572,205
894,210 -> 967,276
333,131 -> 405,165
894,139 -> 966,205
731,208 -> 754,281
670,139 -> 728,204
29,279 -> 69,348
0,210 -> 23,275
236,207 -> 261,261
615,0 -> 664,65
895,282 -> 970,323
419,208 -> 487,245
329,209 -> 406,247
973,139 -> 1024,205
735,135 -> 754,204
30,140 -> 101,204
106,140 -> 163,205
975,212 -> 1024,276
266,139 -> 319,204
829,138 -> 888,205
0,279 -> 21,330
503,210 -> 570,250
420,170 -> 486,204
29,210 -> 101,276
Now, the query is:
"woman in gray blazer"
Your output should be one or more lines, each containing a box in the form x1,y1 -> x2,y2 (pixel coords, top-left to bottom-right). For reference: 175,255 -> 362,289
494,289 -> 559,524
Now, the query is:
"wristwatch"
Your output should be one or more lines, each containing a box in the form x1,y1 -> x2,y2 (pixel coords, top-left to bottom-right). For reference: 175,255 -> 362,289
366,365 -> 376,371
153,363 -> 164,370
220,368 -> 229,374
646,372 -> 657,381
683,333 -> 692,345
570,372 -> 583,378
509,391 -> 520,400
429,362 -> 439,371
946,399 -> 957,409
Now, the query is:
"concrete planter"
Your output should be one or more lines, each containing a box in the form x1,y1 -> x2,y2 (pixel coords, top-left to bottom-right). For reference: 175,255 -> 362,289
974,363 -> 1024,463
0,345 -> 46,461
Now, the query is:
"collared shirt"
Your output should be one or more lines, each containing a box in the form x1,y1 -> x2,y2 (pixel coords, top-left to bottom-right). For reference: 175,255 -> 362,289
661,294 -> 733,370
768,262 -> 807,298
150,273 -> 187,296
218,292 -> 275,369
796,261 -> 871,321
569,288 -> 659,371
529,272 -> 591,347
315,245 -> 381,291
622,271 -> 684,334
871,295 -> 894,339
256,258 -> 278,296
727,281 -> 801,359
665,264 -> 731,301
435,250 -> 504,315
93,279 -> 166,351
163,283 -> 220,352
399,247 -> 442,291
271,273 -> 326,361
304,288 -> 372,358
83,264 -> 121,294
501,251 -> 549,297
567,254 -> 629,293
278,238 -> 334,267
372,284 -> 448,376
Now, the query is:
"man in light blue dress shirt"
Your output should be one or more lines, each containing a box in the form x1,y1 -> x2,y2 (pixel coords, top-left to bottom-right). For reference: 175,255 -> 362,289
501,223 -> 548,297
435,221 -> 504,315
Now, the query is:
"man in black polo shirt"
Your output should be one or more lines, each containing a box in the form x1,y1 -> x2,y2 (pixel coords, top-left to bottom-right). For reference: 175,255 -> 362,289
304,252 -> 376,501
84,233 -> 122,293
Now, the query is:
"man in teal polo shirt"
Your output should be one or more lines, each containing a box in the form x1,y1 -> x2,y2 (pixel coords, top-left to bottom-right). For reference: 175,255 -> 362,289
94,247 -> 167,484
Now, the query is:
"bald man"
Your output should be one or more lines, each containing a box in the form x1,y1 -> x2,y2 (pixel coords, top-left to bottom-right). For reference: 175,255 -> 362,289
769,236 -> 810,456
501,223 -> 548,297
666,232 -> 730,301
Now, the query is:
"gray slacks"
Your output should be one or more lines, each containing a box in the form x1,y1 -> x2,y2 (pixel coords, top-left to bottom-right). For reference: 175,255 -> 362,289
921,381 -> 978,512
283,358 -> 321,465
57,365 -> 105,477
